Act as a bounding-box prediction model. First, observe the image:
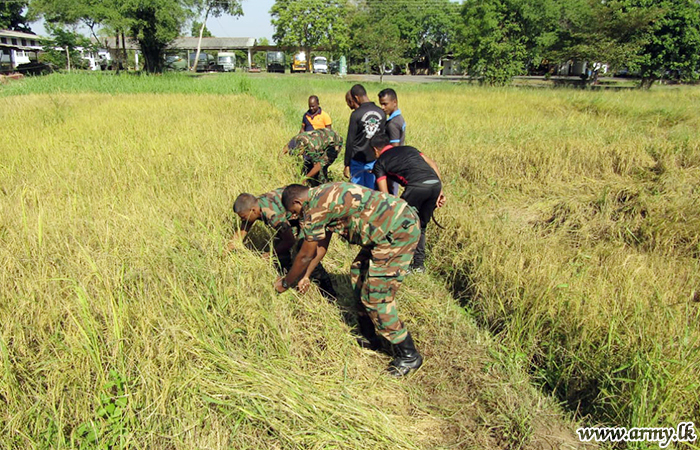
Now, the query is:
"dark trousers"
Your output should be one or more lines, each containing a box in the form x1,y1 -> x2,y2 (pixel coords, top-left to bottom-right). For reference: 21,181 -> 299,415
401,180 -> 442,268
303,158 -> 331,187
277,239 -> 336,298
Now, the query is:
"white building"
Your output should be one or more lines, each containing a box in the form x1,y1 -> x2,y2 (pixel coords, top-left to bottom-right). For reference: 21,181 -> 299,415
0,30 -> 46,71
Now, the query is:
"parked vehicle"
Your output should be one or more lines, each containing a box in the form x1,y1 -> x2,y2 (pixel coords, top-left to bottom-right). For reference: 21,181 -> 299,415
217,52 -> 236,72
189,52 -> 216,71
266,51 -> 285,73
328,60 -> 340,74
291,52 -> 307,73
165,55 -> 187,71
313,56 -> 328,74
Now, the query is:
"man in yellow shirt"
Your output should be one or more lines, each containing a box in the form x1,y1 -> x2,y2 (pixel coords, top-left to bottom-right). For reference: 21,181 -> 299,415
301,95 -> 333,132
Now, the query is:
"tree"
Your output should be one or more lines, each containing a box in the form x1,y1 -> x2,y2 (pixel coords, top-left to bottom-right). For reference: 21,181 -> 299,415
1,0 -> 32,32
190,0 -> 243,71
43,23 -> 94,71
627,0 -> 700,88
253,36 -> 269,69
119,0 -> 194,73
191,20 -> 212,37
347,8 -> 407,80
29,0 -> 115,47
455,0 -> 528,85
349,0 -> 458,75
271,0 -> 349,71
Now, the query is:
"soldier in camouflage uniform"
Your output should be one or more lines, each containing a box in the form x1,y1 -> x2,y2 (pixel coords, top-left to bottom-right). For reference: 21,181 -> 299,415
227,189 -> 337,299
283,128 -> 343,187
274,182 -> 423,377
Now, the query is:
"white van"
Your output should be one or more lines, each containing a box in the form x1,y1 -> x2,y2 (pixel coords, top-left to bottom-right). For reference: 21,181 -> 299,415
217,52 -> 236,72
313,56 -> 328,74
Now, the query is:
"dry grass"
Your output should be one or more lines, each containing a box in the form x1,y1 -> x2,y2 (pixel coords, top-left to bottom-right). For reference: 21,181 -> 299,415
0,77 -> 589,450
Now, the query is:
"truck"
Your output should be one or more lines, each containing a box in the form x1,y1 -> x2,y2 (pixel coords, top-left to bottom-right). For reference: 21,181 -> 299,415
217,52 -> 236,72
291,51 -> 307,73
266,51 -> 285,73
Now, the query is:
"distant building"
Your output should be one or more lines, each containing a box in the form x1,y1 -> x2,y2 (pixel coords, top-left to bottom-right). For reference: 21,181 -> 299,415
0,30 -> 46,71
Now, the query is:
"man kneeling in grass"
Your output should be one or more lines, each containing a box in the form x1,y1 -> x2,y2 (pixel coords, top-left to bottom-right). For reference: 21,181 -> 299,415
227,189 -> 336,299
274,182 -> 423,377
283,128 -> 343,187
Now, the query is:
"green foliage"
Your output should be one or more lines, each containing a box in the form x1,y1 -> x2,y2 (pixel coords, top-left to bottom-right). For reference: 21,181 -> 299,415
347,12 -> 407,80
271,0 -> 350,62
356,0 -> 459,74
75,370 -> 131,449
628,0 -> 700,88
42,23 -> 95,71
29,0 -> 117,45
120,0 -> 194,73
0,0 -> 32,32
455,0 -> 528,85
191,20 -> 212,37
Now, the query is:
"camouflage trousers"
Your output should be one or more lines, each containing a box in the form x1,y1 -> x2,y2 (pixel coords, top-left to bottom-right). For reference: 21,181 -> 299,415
350,211 -> 420,344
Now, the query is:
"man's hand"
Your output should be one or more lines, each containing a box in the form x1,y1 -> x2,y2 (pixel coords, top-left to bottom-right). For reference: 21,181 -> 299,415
224,239 -> 242,255
343,166 -> 350,179
297,277 -> 311,294
437,191 -> 447,208
274,277 -> 288,293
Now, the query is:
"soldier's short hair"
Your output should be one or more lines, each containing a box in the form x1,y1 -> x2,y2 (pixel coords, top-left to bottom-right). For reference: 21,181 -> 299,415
370,133 -> 391,150
378,88 -> 397,102
233,193 -> 257,214
282,184 -> 309,209
350,84 -> 367,98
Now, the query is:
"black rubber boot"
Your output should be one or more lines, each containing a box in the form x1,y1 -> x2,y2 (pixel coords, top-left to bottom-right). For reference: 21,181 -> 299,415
315,274 -> 337,301
355,315 -> 388,353
387,332 -> 423,377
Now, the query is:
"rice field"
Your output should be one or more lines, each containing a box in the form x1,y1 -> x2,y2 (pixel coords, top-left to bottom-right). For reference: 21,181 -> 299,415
1,72 -> 698,449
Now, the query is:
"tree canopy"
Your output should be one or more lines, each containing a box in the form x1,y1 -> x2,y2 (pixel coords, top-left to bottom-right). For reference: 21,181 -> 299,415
271,0 -> 349,67
1,0 -> 32,32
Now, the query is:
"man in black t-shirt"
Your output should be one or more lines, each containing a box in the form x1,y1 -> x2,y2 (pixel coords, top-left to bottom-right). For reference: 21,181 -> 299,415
370,133 -> 446,273
343,84 -> 386,189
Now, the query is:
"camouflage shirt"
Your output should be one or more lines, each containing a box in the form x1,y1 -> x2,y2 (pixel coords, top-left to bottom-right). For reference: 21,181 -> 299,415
258,188 -> 290,230
289,128 -> 343,167
299,182 -> 418,246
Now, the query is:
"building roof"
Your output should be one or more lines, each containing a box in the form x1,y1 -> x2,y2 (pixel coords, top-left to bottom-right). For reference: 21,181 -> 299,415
98,36 -> 256,51
0,29 -> 47,40
0,30 -> 46,51
171,37 -> 256,50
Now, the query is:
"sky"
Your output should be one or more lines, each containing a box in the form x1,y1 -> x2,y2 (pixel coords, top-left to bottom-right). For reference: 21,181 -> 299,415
30,0 -> 277,41
30,0 -> 461,42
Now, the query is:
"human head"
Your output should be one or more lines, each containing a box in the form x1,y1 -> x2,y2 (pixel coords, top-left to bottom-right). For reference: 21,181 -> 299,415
282,184 -> 310,216
350,84 -> 369,105
308,95 -> 320,114
233,193 -> 261,225
378,88 -> 398,116
369,133 -> 392,157
345,90 -> 358,110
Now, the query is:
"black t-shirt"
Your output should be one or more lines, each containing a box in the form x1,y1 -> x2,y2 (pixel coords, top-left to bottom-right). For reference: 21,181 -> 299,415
344,101 -> 386,166
372,146 -> 439,187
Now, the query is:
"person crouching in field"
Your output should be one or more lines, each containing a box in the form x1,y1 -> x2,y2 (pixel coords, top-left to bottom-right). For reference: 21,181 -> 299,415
370,133 -> 446,274
301,95 -> 333,133
274,182 -> 424,377
283,128 -> 343,187
226,189 -> 336,299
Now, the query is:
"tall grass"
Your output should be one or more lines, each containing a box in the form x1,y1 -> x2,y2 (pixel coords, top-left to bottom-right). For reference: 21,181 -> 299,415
0,77 -> 587,449
413,87 -> 700,441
